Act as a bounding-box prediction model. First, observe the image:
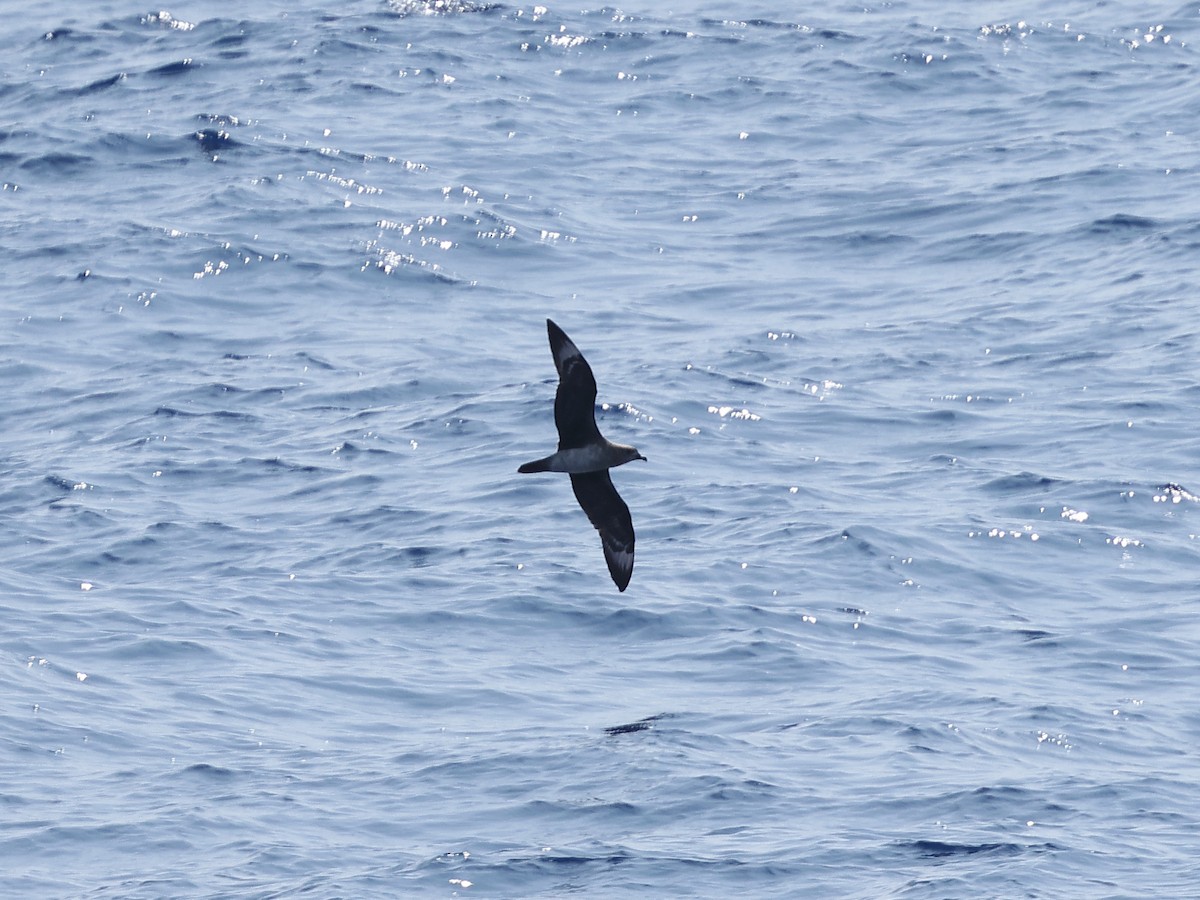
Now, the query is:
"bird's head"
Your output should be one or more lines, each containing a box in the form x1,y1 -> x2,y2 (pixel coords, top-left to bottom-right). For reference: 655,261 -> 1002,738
613,444 -> 646,467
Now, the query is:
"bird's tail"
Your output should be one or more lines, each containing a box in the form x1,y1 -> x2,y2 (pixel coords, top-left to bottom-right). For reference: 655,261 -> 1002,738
518,456 -> 552,474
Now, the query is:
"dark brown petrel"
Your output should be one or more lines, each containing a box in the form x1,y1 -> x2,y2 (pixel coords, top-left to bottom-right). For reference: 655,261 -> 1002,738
519,319 -> 646,591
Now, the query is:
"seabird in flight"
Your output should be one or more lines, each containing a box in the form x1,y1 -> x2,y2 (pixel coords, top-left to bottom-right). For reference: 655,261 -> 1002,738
518,319 -> 646,591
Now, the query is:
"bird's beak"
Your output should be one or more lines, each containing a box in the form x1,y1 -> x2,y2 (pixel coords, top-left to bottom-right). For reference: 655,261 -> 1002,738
638,454 -> 648,462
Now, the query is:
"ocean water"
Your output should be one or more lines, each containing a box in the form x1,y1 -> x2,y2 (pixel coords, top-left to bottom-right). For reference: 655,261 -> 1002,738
3,0 -> 1200,896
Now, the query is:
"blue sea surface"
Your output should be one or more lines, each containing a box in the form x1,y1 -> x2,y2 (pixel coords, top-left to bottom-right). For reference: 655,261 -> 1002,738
3,0 -> 1200,896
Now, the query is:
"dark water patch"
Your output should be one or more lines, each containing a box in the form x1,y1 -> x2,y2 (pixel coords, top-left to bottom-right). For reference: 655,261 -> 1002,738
333,443 -> 399,463
193,128 -> 238,156
152,406 -> 257,421
314,36 -> 386,57
208,29 -> 250,53
919,408 -> 957,423
75,72 -> 127,94
152,408 -> 201,422
825,527 -> 882,557
295,351 -> 336,371
833,230 -> 916,249
328,440 -> 366,457
599,606 -> 680,639
927,454 -> 960,466
1039,348 -> 1114,369
240,456 -> 327,476
114,636 -> 221,661
147,59 -> 198,79
604,713 -> 672,736
1015,628 -> 1057,643
349,80 -> 401,95
982,472 -> 1061,493
904,839 -> 1024,859
927,230 -> 1036,263
1114,397 -> 1171,415
394,545 -> 451,568
1088,214 -> 1160,233
18,152 -> 92,175
43,474 -> 89,493
177,763 -> 236,779
200,381 -> 249,396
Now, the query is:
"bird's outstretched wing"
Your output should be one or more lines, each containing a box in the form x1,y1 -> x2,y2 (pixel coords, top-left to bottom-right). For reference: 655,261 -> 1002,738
547,319 -> 601,451
570,471 -> 635,591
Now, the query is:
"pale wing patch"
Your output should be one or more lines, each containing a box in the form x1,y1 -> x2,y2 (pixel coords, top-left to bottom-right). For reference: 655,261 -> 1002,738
601,535 -> 634,592
570,470 -> 636,591
554,339 -> 583,372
